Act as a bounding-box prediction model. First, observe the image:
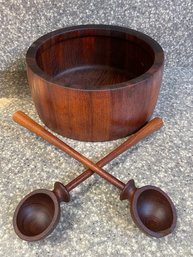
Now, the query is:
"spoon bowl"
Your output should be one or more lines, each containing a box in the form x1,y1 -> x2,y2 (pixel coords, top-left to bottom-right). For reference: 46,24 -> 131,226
12,112 -> 176,240
13,190 -> 59,241
120,180 -> 176,237
13,183 -> 70,241
131,186 -> 176,237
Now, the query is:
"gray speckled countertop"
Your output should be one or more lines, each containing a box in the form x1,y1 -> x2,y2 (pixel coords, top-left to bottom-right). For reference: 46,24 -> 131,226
1,0 -> 193,256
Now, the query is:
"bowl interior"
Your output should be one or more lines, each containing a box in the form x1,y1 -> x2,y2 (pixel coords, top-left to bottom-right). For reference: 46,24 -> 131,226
136,189 -> 174,233
36,29 -> 155,89
16,193 -> 56,237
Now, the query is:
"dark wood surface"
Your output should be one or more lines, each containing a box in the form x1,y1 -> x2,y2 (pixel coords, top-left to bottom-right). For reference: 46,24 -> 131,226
13,112 -> 176,240
26,24 -> 164,141
12,111 -> 125,190
13,188 -> 60,241
13,111 -> 165,241
120,180 -> 177,238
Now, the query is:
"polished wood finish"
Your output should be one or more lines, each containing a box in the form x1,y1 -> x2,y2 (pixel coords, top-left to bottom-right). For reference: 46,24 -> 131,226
13,112 -> 176,241
13,189 -> 60,241
26,24 -> 164,141
13,112 -> 164,192
65,116 -> 163,191
120,180 -> 177,238
13,182 -> 69,241
13,111 -> 163,190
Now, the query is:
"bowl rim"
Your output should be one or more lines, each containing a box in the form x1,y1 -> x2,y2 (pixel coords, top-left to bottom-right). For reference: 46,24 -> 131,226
26,24 -> 164,92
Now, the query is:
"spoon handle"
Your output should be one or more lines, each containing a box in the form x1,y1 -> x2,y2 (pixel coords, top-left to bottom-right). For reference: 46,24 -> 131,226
66,117 -> 164,191
13,111 -> 124,190
13,111 -> 163,190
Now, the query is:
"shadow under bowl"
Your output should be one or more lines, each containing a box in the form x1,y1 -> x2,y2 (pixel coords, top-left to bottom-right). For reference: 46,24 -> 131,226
13,189 -> 60,241
26,24 -> 164,141
131,186 -> 177,238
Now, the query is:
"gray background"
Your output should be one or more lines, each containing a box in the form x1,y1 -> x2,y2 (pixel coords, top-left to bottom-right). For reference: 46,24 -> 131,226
1,0 -> 193,70
0,0 -> 193,256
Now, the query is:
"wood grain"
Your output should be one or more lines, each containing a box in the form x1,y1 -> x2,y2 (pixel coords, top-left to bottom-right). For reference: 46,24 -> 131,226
13,112 -> 176,239
26,25 -> 164,141
13,111 -> 164,191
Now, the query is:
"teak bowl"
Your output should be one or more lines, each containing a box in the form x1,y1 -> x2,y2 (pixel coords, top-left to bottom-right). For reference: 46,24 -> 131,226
26,24 -> 164,141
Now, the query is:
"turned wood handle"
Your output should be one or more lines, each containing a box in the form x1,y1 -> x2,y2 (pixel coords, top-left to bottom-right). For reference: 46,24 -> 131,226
66,116 -> 164,191
12,111 -> 125,190
12,111 -> 164,190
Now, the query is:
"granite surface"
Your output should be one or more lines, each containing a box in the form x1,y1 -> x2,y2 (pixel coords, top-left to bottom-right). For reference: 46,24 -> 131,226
1,0 -> 193,256
0,67 -> 193,256
0,0 -> 193,70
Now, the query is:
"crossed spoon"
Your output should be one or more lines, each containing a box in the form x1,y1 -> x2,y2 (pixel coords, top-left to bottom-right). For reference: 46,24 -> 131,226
12,111 -> 176,241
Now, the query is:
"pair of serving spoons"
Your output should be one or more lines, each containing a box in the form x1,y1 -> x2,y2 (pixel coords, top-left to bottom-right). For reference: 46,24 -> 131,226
13,111 -> 176,241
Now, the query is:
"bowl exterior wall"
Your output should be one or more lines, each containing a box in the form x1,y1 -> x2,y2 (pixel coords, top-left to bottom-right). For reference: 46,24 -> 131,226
27,64 -> 163,142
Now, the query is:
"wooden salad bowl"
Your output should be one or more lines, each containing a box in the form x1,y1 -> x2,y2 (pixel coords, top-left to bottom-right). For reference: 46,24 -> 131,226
26,24 -> 164,141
